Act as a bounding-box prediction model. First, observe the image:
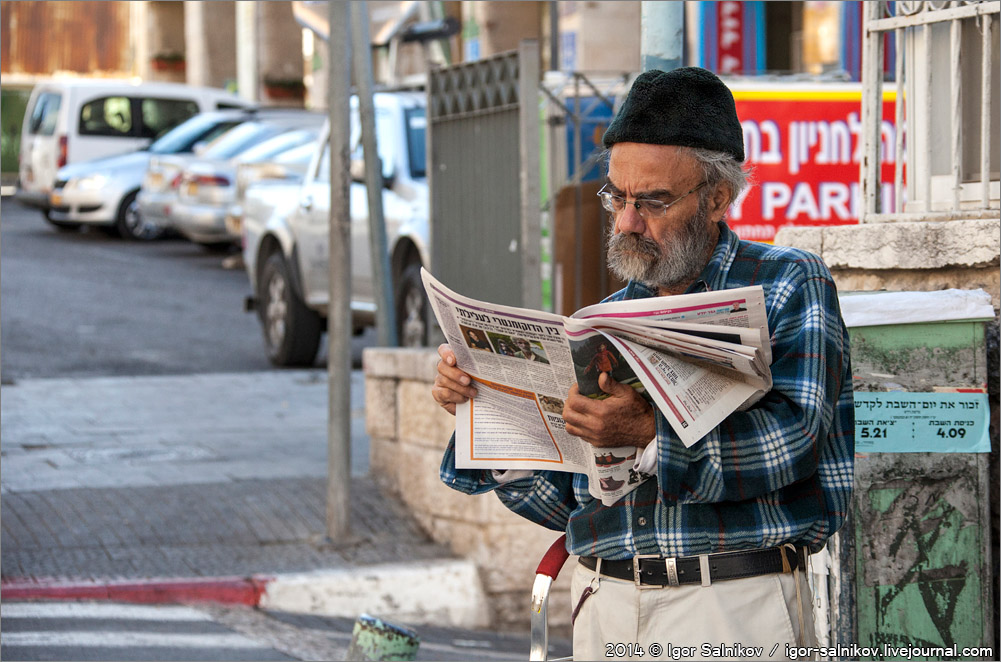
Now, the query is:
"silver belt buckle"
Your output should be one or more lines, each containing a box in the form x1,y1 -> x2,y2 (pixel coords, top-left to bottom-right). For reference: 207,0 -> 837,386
633,554 -> 679,589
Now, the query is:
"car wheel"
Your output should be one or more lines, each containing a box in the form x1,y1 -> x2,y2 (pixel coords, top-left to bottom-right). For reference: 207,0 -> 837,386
116,191 -> 165,241
43,211 -> 81,232
258,251 -> 323,367
396,262 -> 429,347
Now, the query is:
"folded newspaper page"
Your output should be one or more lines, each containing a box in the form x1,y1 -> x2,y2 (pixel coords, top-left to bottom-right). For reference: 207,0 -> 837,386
423,268 -> 771,505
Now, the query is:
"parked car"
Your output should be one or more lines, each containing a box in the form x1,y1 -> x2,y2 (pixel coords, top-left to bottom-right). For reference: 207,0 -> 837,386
45,109 -> 255,239
169,122 -> 323,247
17,78 -> 248,223
225,141 -> 318,241
138,111 -> 320,244
242,91 -> 430,366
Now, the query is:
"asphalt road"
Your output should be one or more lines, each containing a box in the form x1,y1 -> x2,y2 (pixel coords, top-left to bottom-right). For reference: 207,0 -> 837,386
0,198 -> 372,381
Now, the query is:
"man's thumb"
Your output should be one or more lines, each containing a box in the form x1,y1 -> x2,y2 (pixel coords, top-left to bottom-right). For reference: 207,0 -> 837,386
598,372 -> 625,395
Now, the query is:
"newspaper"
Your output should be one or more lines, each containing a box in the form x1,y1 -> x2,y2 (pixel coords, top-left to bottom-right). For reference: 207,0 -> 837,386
423,268 -> 771,505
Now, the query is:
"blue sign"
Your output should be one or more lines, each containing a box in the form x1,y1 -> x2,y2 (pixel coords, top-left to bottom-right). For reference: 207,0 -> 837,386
854,392 -> 990,453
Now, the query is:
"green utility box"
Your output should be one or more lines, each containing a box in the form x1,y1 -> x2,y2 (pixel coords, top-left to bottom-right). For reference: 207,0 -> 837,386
837,290 -> 995,660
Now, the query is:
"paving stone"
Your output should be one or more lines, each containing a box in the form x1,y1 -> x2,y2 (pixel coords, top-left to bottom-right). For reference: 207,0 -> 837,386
1,371 -> 455,585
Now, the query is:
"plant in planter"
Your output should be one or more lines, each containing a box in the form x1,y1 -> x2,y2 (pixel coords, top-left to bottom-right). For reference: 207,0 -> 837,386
263,77 -> 306,100
151,52 -> 186,73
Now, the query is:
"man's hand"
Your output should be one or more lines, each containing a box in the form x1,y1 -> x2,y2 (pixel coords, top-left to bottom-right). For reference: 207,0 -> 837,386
432,344 -> 477,416
563,373 -> 656,448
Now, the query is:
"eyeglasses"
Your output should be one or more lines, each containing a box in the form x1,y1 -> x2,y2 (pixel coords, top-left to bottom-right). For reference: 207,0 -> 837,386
597,182 -> 706,220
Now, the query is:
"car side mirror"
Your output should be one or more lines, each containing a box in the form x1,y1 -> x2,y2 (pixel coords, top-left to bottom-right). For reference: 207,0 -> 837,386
192,141 -> 208,156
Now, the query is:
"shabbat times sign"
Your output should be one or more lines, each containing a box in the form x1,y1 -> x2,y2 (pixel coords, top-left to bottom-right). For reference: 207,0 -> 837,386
728,87 -> 899,243
853,392 -> 990,453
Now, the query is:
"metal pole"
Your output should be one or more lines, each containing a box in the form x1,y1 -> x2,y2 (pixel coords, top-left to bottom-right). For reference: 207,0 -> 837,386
572,74 -> 582,312
519,39 -> 541,311
860,1 -> 884,219
949,16 -> 963,211
548,1 -> 559,70
641,1 -> 684,72
327,0 -> 352,540
351,0 -> 397,347
981,14 -> 993,209
236,1 -> 259,103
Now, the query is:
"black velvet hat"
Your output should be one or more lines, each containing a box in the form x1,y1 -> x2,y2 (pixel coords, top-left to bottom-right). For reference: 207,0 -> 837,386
602,67 -> 744,162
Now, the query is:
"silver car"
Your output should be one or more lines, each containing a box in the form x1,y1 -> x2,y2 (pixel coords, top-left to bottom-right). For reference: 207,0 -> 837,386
137,110 -> 321,246
242,91 -> 430,366
169,123 -> 322,247
46,109 -> 251,240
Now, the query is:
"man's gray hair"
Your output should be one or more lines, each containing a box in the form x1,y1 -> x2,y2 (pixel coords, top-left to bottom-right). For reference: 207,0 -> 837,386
681,146 -> 750,208
598,147 -> 751,209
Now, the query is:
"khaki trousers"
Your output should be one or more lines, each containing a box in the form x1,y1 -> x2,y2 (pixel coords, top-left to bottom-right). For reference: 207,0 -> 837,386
570,559 -> 819,661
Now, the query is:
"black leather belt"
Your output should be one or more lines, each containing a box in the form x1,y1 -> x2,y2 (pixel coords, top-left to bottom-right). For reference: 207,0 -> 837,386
579,546 -> 808,587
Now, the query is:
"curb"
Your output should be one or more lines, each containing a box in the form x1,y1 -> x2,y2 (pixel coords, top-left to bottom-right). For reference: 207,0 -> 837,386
1,575 -> 271,607
1,560 -> 490,629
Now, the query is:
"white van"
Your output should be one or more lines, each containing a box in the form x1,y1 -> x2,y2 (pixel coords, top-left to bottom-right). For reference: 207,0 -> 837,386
17,79 -> 249,215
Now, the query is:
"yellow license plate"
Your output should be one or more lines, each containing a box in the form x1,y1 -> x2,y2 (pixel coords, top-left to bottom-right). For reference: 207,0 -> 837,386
185,181 -> 199,197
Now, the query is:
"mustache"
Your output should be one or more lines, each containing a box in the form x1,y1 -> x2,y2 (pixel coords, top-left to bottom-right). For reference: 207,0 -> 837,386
607,232 -> 661,259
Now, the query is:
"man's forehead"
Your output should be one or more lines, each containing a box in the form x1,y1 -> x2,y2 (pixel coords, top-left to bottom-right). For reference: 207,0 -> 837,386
606,142 -> 701,191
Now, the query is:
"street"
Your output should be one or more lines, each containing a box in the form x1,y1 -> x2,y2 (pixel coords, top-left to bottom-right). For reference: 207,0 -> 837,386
0,198 -> 569,660
1,199 -> 278,379
1,601 -> 551,661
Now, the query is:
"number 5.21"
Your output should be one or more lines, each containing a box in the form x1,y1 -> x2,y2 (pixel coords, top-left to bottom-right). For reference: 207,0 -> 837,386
860,426 -> 887,438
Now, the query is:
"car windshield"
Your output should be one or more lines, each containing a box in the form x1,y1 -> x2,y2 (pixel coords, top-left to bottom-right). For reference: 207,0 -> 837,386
238,128 -> 319,164
272,142 -> 316,167
148,115 -> 244,155
27,92 -> 62,136
202,122 -> 285,160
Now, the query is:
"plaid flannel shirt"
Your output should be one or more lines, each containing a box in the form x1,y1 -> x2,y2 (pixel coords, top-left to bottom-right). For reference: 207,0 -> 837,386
440,221 -> 854,559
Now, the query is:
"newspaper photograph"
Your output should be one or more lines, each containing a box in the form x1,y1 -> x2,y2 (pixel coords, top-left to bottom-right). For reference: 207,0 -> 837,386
422,268 -> 772,504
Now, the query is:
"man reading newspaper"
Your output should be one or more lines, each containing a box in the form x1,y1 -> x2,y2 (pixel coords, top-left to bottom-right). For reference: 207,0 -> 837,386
432,67 -> 854,660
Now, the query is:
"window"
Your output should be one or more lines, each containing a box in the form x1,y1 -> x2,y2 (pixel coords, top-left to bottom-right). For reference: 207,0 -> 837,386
79,97 -> 133,137
140,98 -> 200,139
405,107 -> 426,179
201,122 -> 284,159
27,92 -> 62,136
148,117 -> 243,155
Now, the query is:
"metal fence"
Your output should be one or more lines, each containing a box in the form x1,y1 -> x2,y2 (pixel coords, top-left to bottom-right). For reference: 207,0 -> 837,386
861,0 -> 1000,221
428,41 -> 541,310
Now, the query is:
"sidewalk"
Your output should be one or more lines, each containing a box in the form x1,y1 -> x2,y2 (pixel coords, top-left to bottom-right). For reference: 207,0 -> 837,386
1,370 -> 489,628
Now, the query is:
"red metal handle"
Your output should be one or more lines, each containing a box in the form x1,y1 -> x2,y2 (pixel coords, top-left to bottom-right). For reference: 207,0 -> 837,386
535,534 -> 570,579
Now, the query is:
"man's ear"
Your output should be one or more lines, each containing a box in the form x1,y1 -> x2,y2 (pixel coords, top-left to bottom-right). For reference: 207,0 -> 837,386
708,183 -> 732,222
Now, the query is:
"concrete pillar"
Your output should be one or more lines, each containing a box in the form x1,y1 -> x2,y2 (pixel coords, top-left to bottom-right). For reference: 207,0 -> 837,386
259,1 -> 305,107
236,1 -> 259,102
143,1 -> 187,83
641,1 -> 683,72
184,0 -> 237,90
305,30 -> 328,110
462,0 -> 541,60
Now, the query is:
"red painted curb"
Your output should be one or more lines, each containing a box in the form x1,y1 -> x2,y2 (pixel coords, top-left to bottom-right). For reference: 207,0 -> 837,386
1,575 -> 273,606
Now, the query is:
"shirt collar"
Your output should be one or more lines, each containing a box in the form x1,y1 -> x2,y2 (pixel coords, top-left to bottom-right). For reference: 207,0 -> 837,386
623,221 -> 739,299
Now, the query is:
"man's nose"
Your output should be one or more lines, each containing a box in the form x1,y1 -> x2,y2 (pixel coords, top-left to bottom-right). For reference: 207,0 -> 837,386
614,204 -> 646,235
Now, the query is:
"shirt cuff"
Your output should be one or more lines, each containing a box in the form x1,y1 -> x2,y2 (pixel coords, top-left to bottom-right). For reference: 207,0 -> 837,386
633,435 -> 658,475
491,469 -> 535,484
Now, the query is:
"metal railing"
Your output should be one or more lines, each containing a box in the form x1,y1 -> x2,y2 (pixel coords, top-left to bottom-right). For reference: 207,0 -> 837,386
861,0 -> 999,222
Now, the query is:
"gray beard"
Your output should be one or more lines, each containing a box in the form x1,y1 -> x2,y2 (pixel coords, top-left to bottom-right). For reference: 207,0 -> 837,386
606,201 -> 716,291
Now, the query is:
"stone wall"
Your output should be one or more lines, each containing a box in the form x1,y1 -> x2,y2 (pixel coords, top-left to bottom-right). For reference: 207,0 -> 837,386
773,219 -> 1000,305
775,216 -> 1001,643
363,348 -> 575,634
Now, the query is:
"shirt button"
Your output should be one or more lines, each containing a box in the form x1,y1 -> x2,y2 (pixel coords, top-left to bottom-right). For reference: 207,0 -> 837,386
637,517 -> 648,526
